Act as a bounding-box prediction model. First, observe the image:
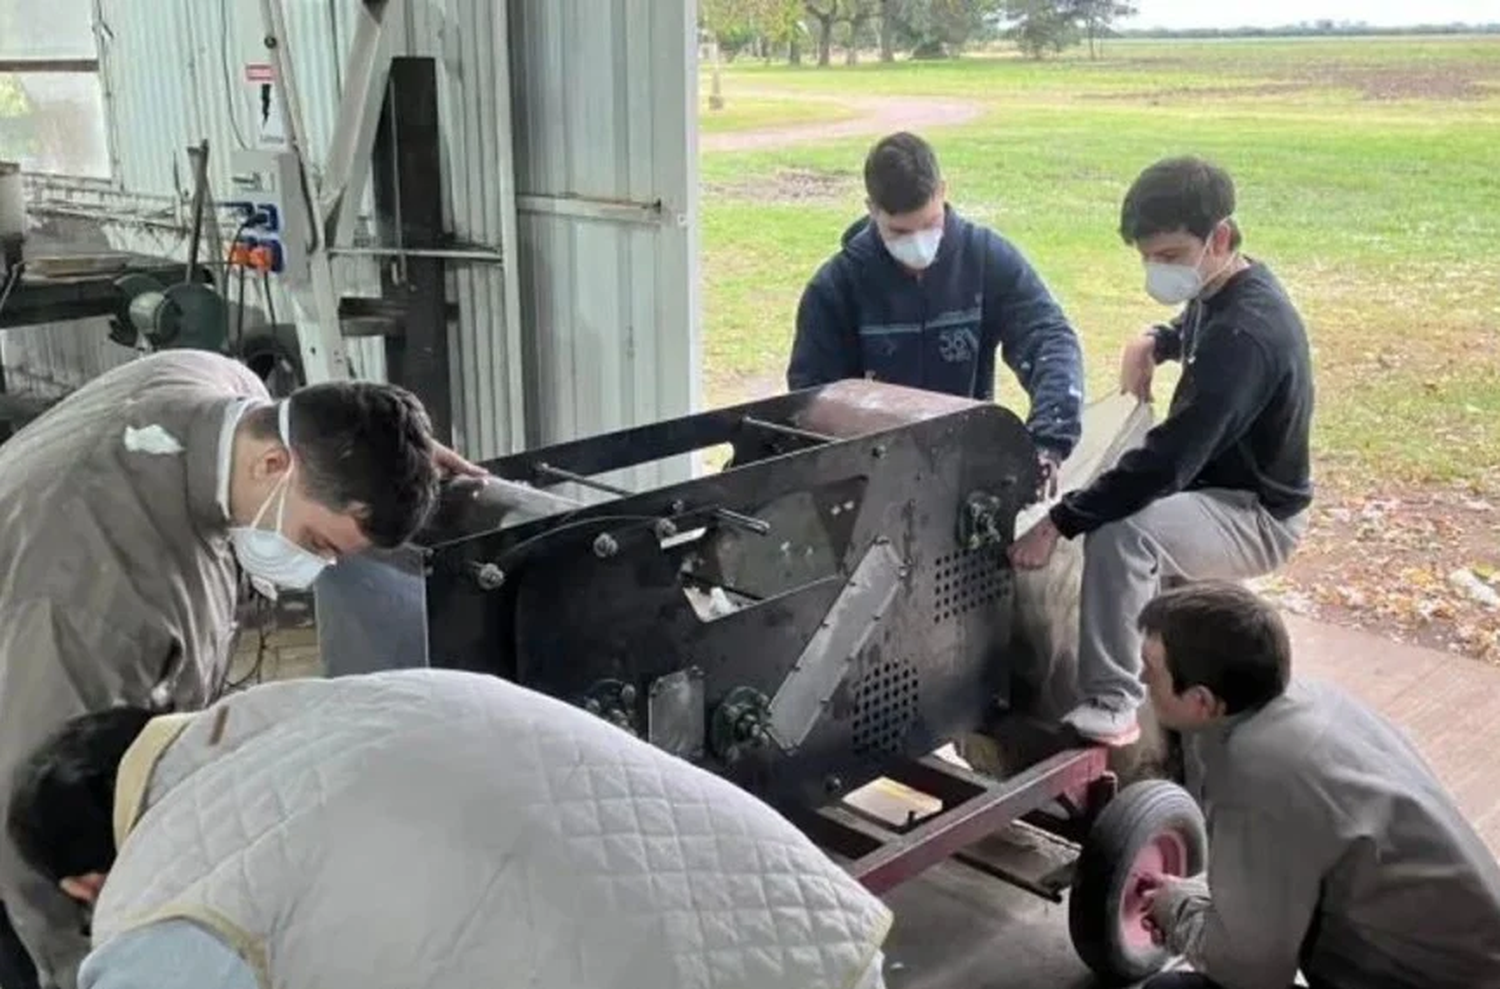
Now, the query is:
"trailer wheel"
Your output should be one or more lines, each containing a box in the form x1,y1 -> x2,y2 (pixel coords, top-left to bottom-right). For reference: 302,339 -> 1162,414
1068,779 -> 1206,984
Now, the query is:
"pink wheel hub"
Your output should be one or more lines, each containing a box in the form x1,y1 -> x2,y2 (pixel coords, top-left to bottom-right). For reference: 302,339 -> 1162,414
1119,831 -> 1189,949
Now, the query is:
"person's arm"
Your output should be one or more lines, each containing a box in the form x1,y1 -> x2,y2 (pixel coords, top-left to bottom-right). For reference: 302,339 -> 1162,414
1150,802 -> 1330,989
79,920 -> 257,989
1150,307 -> 1194,364
1050,324 -> 1275,539
983,232 -> 1084,461
787,272 -> 861,391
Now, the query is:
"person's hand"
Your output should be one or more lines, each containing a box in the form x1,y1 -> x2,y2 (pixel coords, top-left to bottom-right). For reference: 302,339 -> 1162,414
432,441 -> 489,478
1137,874 -> 1179,947
1036,451 -> 1061,501
1120,332 -> 1158,403
1008,515 -> 1061,570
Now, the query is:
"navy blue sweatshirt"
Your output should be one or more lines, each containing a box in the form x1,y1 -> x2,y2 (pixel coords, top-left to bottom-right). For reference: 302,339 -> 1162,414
787,206 -> 1084,459
1051,261 -> 1314,538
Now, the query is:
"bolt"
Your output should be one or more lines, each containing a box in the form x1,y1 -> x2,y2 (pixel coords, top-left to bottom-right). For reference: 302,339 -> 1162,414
654,518 -> 678,539
671,499 -> 687,514
620,684 -> 638,705
584,699 -> 601,715
824,775 -> 844,794
593,533 -> 619,558
473,563 -> 506,591
725,744 -> 742,764
872,444 -> 886,458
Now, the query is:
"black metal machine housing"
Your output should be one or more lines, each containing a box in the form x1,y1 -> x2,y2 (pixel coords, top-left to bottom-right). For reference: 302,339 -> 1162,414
319,380 -> 1041,811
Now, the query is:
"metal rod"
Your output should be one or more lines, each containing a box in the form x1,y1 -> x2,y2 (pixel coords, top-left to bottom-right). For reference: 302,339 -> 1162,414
327,245 -> 505,263
713,507 -> 772,536
532,463 -> 770,536
741,415 -> 835,444
0,59 -> 99,73
184,140 -> 210,285
533,462 -> 632,498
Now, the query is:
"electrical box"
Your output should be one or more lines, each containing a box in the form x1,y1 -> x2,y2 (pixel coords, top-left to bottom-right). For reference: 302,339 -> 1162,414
225,149 -> 311,285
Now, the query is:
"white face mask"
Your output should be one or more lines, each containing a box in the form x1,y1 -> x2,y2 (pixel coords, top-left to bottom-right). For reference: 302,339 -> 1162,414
1143,227 -> 1233,305
883,227 -> 943,270
228,403 -> 333,599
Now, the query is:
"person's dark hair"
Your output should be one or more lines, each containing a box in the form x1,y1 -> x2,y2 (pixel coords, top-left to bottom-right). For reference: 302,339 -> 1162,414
8,707 -> 154,884
245,382 -> 439,548
1119,156 -> 1242,250
864,132 -> 942,215
1137,581 -> 1291,715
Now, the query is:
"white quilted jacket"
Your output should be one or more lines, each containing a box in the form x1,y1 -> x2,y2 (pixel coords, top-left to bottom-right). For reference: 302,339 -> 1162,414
94,669 -> 893,989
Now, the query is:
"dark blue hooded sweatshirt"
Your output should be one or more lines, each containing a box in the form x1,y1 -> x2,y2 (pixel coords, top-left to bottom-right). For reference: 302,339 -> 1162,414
787,206 -> 1084,459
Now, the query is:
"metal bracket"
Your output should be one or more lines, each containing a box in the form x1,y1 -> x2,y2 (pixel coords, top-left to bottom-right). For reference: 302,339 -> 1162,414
768,539 -> 905,750
647,667 -> 706,760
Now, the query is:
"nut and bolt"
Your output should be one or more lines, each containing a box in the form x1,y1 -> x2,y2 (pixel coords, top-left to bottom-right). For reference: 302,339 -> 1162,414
473,563 -> 506,591
654,518 -> 678,539
593,533 -> 619,558
619,684 -> 637,705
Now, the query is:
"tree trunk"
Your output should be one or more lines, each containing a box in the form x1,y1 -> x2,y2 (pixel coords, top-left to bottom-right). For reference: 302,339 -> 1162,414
816,17 -> 833,65
880,18 -> 895,60
708,40 -> 725,109
789,37 -> 802,64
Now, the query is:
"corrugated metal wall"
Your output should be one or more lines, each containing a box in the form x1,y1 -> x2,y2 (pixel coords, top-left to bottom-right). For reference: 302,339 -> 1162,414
507,0 -> 701,484
6,0 -> 699,469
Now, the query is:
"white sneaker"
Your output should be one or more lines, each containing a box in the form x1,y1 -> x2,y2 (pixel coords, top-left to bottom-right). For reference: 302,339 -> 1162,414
1062,699 -> 1141,747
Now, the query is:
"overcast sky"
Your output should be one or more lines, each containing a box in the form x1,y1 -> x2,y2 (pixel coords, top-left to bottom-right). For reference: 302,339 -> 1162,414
1124,0 -> 1500,29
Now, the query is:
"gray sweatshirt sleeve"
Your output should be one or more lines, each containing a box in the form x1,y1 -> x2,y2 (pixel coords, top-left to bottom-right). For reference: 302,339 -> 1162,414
79,920 -> 257,989
1154,803 -> 1329,988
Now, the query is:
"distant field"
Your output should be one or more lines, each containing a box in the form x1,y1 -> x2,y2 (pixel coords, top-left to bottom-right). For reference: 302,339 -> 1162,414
697,36 -> 1500,489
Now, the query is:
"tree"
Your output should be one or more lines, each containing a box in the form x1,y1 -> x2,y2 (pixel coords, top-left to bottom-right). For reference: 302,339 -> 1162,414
805,1 -> 839,65
843,0 -> 880,64
878,0 -> 902,61
1068,0 -> 1136,58
1003,0 -> 1077,58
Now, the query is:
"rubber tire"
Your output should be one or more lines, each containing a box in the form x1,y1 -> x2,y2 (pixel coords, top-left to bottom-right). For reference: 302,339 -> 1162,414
1067,779 -> 1207,985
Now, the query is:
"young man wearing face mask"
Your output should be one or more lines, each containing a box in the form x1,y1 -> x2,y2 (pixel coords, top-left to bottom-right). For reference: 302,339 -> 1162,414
1008,156 -> 1314,747
0,348 -> 456,989
787,131 -> 1085,472
1131,582 -> 1500,989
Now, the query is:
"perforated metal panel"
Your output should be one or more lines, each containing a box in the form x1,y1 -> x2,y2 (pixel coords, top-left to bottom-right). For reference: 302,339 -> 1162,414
852,658 -> 919,755
931,548 -> 1008,624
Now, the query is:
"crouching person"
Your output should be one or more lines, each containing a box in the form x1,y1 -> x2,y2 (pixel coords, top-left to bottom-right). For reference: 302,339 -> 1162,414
8,669 -> 892,989
1134,583 -> 1500,989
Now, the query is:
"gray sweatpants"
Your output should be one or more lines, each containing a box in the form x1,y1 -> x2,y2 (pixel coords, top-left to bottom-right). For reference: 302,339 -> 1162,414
1079,488 -> 1306,710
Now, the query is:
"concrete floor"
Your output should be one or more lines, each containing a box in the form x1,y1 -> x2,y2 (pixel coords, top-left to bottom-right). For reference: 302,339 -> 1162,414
234,609 -> 1500,988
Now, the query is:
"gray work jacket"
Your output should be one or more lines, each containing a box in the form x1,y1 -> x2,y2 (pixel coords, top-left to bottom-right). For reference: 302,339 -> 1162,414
0,350 -> 267,988
1159,679 -> 1500,989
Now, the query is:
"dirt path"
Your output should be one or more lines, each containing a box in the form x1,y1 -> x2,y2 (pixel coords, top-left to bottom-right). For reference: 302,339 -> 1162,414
701,94 -> 985,153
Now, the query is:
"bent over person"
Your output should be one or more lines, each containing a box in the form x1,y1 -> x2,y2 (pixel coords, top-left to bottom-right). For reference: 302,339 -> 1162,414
1009,157 -> 1314,746
788,131 -> 1085,470
0,350 -> 460,989
8,669 -> 893,989
1135,583 -> 1500,989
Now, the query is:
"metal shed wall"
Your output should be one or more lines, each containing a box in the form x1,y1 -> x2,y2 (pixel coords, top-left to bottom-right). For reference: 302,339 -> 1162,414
507,0 -> 701,479
6,0 -> 700,467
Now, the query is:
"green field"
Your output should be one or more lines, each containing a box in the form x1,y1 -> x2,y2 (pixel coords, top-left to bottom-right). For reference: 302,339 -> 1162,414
698,36 -> 1500,492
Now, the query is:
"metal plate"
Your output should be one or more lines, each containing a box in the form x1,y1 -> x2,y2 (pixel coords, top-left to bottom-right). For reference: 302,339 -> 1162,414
768,539 -> 905,750
648,667 -> 706,759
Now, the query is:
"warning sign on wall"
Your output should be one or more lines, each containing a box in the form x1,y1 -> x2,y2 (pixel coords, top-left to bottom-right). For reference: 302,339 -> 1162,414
243,63 -> 287,150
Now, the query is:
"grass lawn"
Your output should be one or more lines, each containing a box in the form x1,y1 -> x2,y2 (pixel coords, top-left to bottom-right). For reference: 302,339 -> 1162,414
698,35 -> 1500,655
